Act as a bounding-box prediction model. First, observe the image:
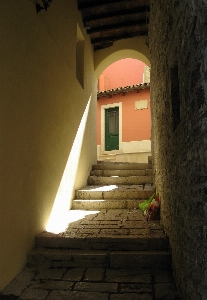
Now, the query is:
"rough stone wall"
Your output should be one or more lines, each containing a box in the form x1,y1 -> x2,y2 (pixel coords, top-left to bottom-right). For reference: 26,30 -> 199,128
149,1 -> 207,299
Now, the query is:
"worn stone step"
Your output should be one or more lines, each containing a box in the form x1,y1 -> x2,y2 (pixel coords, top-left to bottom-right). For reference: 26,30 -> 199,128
75,185 -> 155,200
72,199 -> 144,210
35,231 -> 169,251
28,248 -> 171,270
90,169 -> 152,177
92,163 -> 151,171
88,175 -> 153,185
110,251 -> 171,269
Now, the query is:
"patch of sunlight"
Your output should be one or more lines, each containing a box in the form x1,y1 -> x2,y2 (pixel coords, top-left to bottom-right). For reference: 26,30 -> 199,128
67,210 -> 100,224
46,96 -> 92,234
111,176 -> 119,178
82,185 -> 118,192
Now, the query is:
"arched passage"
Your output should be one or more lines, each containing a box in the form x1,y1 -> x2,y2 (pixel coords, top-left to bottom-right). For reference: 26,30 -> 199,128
96,56 -> 151,163
94,37 -> 150,78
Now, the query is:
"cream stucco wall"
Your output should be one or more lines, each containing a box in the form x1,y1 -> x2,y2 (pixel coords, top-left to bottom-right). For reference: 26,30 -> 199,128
0,0 -> 97,291
94,37 -> 150,78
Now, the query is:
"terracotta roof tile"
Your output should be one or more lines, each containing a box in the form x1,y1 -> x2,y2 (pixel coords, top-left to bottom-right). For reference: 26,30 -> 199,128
97,82 -> 150,98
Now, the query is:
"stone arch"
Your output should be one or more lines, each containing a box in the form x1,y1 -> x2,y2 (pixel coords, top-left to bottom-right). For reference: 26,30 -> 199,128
94,36 -> 150,78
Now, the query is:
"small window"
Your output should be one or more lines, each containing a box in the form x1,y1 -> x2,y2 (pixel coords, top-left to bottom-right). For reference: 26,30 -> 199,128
170,66 -> 180,131
76,24 -> 84,87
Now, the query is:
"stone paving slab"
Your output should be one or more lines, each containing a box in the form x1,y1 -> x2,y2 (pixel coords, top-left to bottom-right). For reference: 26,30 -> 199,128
84,268 -> 105,281
110,293 -> 153,300
49,290 -> 109,300
0,267 -> 180,300
74,281 -> 118,293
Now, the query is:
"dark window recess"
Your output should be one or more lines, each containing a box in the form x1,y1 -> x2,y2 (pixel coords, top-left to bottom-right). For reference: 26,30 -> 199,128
171,66 -> 180,131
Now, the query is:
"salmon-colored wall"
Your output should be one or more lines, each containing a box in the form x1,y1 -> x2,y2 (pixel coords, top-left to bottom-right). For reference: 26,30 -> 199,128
97,89 -> 151,144
98,59 -> 146,91
122,90 -> 151,141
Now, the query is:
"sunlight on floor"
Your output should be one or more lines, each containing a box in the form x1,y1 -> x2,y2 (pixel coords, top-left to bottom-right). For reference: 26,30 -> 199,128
66,210 -> 100,224
46,96 -> 92,234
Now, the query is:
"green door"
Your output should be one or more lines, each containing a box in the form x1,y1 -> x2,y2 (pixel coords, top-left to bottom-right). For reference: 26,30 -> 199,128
105,107 -> 119,151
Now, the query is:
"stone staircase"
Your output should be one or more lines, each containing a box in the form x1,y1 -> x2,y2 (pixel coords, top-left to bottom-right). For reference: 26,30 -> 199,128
28,161 -> 171,271
1,161 -> 180,300
72,161 -> 155,210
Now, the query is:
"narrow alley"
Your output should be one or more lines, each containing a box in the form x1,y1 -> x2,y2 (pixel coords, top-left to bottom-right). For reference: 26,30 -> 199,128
2,2 -> 207,299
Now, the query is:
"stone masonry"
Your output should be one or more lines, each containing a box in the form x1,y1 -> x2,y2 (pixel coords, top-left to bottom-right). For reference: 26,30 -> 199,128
149,1 -> 207,299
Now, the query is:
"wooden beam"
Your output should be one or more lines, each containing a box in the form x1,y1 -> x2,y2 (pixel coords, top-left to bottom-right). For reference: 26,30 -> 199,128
78,0 -> 150,11
84,11 -> 149,29
90,23 -> 148,40
80,2 -> 150,20
87,18 -> 149,35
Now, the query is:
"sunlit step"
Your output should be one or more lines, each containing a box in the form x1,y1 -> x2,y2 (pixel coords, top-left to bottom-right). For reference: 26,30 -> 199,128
72,199 -> 144,210
75,184 -> 155,200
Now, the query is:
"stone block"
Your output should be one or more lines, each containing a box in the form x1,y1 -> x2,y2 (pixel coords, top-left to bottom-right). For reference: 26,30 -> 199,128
20,288 -> 49,300
119,283 -> 153,293
52,251 -> 109,268
35,268 -> 66,280
154,283 -> 180,300
74,281 -> 118,293
110,293 -> 153,300
105,268 -> 152,283
83,268 -> 105,281
110,251 -> 171,269
62,268 -> 86,281
47,290 -> 109,300
30,280 -> 73,290
2,268 -> 36,296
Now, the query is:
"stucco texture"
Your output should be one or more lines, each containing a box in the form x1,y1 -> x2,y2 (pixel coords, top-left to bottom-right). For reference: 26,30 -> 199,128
0,0 -> 97,290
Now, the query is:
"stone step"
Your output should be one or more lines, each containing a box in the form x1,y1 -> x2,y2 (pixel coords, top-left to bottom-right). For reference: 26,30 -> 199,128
28,248 -> 171,270
88,175 -> 153,185
90,169 -> 153,177
35,231 -> 169,251
75,185 -> 155,200
92,162 -> 151,170
45,209 -> 167,249
72,199 -> 144,210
